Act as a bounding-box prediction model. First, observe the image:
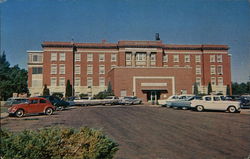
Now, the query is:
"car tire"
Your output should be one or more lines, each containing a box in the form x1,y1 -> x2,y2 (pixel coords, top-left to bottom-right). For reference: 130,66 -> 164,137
182,107 -> 187,110
228,106 -> 236,113
196,105 -> 204,112
45,108 -> 53,115
57,106 -> 63,111
15,109 -> 24,117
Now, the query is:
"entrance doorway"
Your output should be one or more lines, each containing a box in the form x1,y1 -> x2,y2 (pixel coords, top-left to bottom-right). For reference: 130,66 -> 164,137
143,89 -> 168,104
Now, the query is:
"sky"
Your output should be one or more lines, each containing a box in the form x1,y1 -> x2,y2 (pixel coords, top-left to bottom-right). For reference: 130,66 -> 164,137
1,0 -> 250,82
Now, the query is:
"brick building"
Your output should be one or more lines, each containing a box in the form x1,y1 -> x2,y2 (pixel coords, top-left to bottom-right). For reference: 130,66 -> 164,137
27,40 -> 231,102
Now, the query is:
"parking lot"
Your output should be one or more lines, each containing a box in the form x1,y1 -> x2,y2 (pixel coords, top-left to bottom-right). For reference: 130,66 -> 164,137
1,105 -> 250,159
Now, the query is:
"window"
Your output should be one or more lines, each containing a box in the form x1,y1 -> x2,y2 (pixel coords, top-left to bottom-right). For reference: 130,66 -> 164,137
30,99 -> 39,104
75,65 -> 80,74
87,77 -> 93,87
99,65 -> 105,74
99,54 -> 105,61
50,77 -> 57,86
120,90 -> 127,97
51,64 -> 57,74
211,77 -> 216,85
32,79 -> 42,87
59,77 -> 65,86
184,55 -> 190,63
218,77 -> 223,85
99,77 -> 105,86
59,64 -> 65,74
40,99 -> 46,103
217,55 -> 223,62
210,65 -> 216,75
111,54 -> 117,62
75,53 -> 81,61
75,77 -> 80,86
59,53 -> 65,61
205,97 -> 211,101
30,54 -> 43,63
150,53 -> 156,61
87,65 -> 93,74
163,54 -> 168,62
173,55 -> 179,62
217,65 -> 223,75
126,53 -> 131,61
213,97 -> 220,101
195,55 -> 201,63
210,55 -> 215,62
136,53 -> 146,61
87,53 -> 93,62
196,65 -> 201,75
32,67 -> 43,74
196,77 -> 201,86
51,53 -> 57,61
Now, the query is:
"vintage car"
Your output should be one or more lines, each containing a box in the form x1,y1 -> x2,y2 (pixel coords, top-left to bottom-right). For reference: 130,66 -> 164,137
38,96 -> 70,110
190,95 -> 241,113
119,96 -> 142,105
170,96 -> 202,110
162,95 -> 194,107
8,97 -> 56,117
240,95 -> 250,109
4,97 -> 28,107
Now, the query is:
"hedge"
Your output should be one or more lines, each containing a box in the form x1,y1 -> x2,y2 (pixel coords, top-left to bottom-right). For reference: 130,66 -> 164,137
0,127 -> 118,159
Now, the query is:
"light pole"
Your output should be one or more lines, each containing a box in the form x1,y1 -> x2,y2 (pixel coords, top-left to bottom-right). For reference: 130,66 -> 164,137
72,39 -> 77,97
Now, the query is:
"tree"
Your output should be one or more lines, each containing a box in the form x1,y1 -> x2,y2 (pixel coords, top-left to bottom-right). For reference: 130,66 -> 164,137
226,84 -> 230,96
107,81 -> 114,95
193,82 -> 199,95
207,82 -> 212,95
43,84 -> 50,96
65,80 -> 72,97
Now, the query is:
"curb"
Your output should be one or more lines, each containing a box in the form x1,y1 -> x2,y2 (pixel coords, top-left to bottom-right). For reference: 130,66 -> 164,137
0,113 -> 9,119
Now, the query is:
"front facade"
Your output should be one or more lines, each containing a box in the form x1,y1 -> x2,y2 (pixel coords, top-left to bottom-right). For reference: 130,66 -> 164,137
27,40 -> 231,102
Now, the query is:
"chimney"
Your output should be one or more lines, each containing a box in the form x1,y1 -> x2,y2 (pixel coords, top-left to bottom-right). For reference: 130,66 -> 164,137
155,33 -> 160,41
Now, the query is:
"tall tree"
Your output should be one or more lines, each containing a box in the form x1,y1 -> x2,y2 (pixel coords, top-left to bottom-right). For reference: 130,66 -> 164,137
65,80 -> 72,97
107,81 -> 114,96
43,84 -> 50,96
207,82 -> 212,95
193,82 -> 199,95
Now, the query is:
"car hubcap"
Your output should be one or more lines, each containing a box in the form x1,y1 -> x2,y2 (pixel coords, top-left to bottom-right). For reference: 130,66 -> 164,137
230,107 -> 235,112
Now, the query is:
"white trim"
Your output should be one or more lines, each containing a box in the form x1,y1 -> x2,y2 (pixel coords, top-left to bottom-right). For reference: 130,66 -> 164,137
124,48 -> 158,51
43,49 -> 73,52
133,76 -> 175,96
77,50 -> 118,53
28,65 -> 43,67
27,50 -> 43,53
165,51 -> 202,54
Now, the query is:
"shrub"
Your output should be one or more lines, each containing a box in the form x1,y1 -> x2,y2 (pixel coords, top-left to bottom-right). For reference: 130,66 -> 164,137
0,127 -> 118,159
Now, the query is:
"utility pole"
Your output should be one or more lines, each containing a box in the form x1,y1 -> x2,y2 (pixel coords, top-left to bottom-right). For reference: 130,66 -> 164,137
71,39 -> 77,97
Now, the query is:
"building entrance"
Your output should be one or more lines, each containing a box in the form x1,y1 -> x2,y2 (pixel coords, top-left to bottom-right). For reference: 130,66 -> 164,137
143,89 -> 168,105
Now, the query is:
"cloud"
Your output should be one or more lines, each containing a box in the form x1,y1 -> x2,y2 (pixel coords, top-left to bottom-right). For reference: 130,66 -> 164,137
0,0 -> 7,3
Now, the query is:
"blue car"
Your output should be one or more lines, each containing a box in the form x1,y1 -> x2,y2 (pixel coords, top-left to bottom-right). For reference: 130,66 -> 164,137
170,96 -> 202,110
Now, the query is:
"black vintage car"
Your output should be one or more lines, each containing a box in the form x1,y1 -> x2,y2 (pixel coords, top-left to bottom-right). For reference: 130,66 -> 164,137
38,96 -> 70,110
240,95 -> 250,109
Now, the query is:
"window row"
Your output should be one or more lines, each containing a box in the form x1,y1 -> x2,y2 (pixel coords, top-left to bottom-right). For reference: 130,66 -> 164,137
51,53 -> 117,62
125,53 -> 156,61
50,77 -> 105,87
195,65 -> 223,75
196,77 -> 224,86
210,55 -> 223,63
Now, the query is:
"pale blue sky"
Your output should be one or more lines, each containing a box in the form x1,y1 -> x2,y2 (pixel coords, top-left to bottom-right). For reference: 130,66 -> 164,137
1,0 -> 250,82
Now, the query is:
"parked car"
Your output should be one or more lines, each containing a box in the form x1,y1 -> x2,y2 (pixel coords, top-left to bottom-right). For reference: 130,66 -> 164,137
240,95 -> 250,109
162,95 -> 194,107
190,95 -> 241,113
119,96 -> 142,105
8,97 -> 56,117
38,96 -> 70,110
4,97 -> 28,107
170,96 -> 202,110
161,95 -> 179,107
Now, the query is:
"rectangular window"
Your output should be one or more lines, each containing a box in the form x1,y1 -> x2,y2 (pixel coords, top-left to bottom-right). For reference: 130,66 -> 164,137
32,67 -> 43,74
75,53 -> 81,61
211,77 -> 216,85
163,54 -> 168,62
184,55 -> 190,63
173,55 -> 179,62
150,53 -> 156,61
51,64 -> 57,74
196,65 -> 201,75
99,54 -> 105,62
59,64 -> 65,74
120,90 -> 127,97
217,65 -> 223,75
99,65 -> 105,74
210,65 -> 216,75
126,53 -> 131,61
32,79 -> 42,87
111,54 -> 117,62
30,54 -> 43,63
196,77 -> 201,86
59,77 -> 65,86
87,65 -> 93,74
50,77 -> 57,86
87,53 -> 93,62
210,55 -> 215,62
195,55 -> 201,63
87,77 -> 93,87
217,55 -> 223,62
59,53 -> 65,61
136,53 -> 146,61
75,65 -> 80,74
51,53 -> 57,61
218,77 -> 223,85
75,77 -> 81,86
99,77 -> 105,86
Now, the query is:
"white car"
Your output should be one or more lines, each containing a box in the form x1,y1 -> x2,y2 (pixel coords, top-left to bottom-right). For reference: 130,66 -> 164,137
191,95 -> 241,113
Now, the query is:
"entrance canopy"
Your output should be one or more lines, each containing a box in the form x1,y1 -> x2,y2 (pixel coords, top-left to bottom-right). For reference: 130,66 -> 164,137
142,89 -> 168,93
